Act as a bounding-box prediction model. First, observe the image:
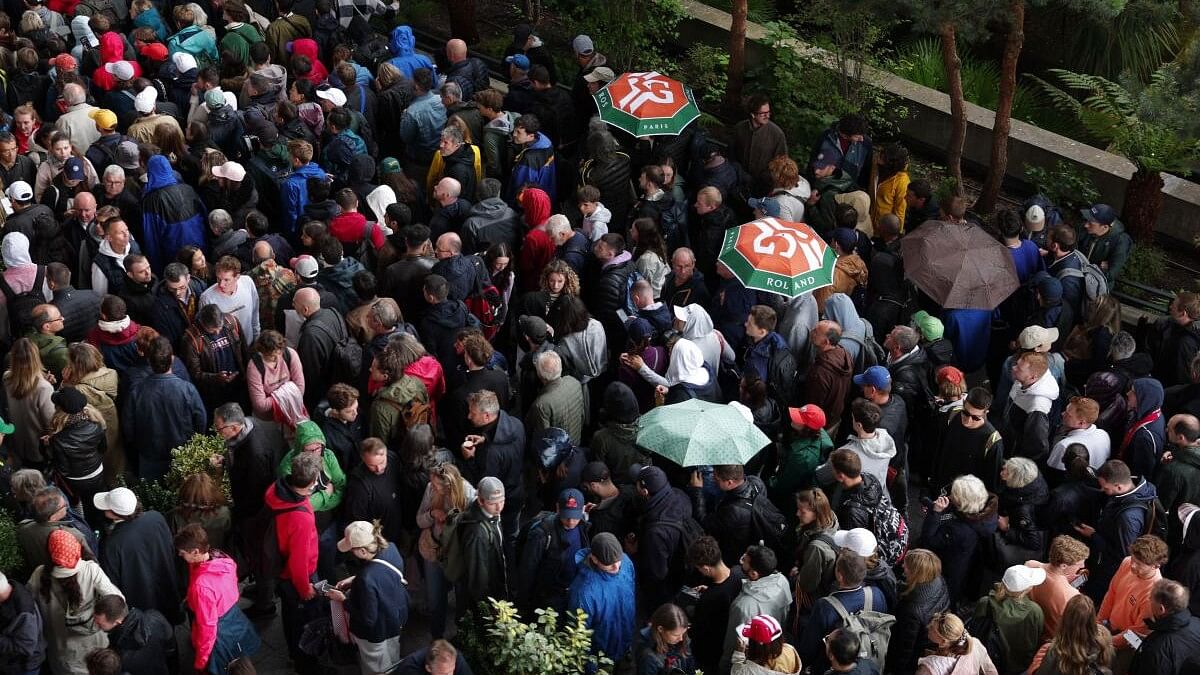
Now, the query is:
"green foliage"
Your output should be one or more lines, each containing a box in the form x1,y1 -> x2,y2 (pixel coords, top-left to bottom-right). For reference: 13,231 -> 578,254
167,432 -> 231,498
457,599 -> 613,675
394,0 -> 438,26
894,39 -> 1042,125
1022,160 -> 1101,214
542,0 -> 685,74
670,44 -> 729,108
0,510 -> 25,578
1121,243 -> 1167,286
1056,0 -> 1180,82
126,478 -> 179,516
1030,66 -> 1200,173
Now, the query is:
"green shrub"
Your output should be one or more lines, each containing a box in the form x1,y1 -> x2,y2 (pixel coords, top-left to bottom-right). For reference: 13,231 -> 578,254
167,432 -> 231,500
1022,160 -> 1101,215
126,478 -> 179,517
671,44 -> 729,108
0,510 -> 25,578
457,599 -> 613,675
1122,243 -> 1167,286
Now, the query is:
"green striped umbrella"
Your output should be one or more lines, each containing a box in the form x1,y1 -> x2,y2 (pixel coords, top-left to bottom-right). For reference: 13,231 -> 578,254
718,217 -> 837,298
637,400 -> 770,467
592,71 -> 701,138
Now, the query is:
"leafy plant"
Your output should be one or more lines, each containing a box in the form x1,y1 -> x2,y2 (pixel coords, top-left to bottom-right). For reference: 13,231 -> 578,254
894,39 -> 1042,124
167,432 -> 231,499
0,510 -> 26,579
1054,0 -> 1182,82
126,478 -> 179,516
671,44 -> 729,108
1121,243 -> 1167,286
542,0 -> 685,74
1022,160 -> 1101,215
457,599 -> 613,675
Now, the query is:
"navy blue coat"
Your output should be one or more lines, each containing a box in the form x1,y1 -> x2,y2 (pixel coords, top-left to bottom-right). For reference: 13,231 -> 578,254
345,543 -> 409,643
140,156 -> 207,272
122,372 -> 206,480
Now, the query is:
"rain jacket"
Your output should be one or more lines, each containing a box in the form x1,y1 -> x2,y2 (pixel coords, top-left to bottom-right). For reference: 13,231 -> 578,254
263,479 -> 317,599
185,552 -> 246,671
277,422 -> 346,513
219,23 -> 263,70
973,592 -> 1044,675
399,90 -> 446,164
92,32 -> 141,91
141,155 -> 207,271
1079,219 -> 1132,285
1155,444 -> 1200,513
345,544 -> 409,643
568,549 -> 637,663
1092,478 -> 1159,585
1120,378 -> 1164,478
134,6 -> 169,41
281,161 -> 327,235
386,26 -> 436,79
508,132 -> 556,202
289,38 -> 327,84
167,25 -> 218,66
919,497 -> 1000,601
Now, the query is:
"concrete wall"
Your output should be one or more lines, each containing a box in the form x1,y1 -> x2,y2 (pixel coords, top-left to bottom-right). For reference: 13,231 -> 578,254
679,0 -> 1200,242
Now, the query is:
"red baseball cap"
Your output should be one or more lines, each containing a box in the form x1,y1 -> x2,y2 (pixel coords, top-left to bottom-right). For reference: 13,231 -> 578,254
738,615 -> 783,645
139,43 -> 169,61
936,366 -> 965,386
788,404 -> 826,431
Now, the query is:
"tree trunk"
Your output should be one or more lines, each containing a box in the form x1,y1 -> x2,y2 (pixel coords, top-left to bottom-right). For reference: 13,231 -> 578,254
976,1 -> 1024,215
940,21 -> 966,195
1123,169 -> 1164,241
726,0 -> 748,110
446,0 -> 479,44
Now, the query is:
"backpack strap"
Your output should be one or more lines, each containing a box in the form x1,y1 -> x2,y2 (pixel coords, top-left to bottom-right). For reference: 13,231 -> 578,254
369,558 -> 408,585
863,586 -> 873,612
0,271 -> 17,301
826,592 -> 852,622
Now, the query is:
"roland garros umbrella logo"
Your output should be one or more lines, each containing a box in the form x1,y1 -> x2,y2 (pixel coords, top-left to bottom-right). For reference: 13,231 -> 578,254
606,72 -> 689,118
737,218 -> 825,276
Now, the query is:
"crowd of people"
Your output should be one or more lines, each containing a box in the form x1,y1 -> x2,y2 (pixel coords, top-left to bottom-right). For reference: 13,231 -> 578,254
0,1 -> 1195,675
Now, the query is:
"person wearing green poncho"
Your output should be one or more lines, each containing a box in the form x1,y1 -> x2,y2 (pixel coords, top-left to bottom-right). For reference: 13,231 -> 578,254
278,420 -> 346,580
769,404 -> 833,517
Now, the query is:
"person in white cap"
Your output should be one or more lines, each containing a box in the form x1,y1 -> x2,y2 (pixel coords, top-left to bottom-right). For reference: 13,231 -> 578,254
972,564 -> 1046,672
127,86 -> 183,146
94,487 -> 183,624
0,568 -> 47,673
203,160 -> 259,226
328,520 -> 410,674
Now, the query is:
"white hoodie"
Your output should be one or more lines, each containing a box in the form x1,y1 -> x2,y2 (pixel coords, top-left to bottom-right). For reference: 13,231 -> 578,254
91,239 -> 134,296
842,428 -> 897,488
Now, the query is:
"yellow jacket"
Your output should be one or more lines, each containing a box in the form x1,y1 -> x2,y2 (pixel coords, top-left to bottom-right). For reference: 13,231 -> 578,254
871,169 -> 910,231
426,144 -> 484,197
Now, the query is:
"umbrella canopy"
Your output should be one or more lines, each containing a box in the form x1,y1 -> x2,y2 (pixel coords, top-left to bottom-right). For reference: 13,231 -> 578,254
900,220 -> 1020,310
592,71 -> 701,137
637,399 -> 771,467
717,217 -> 837,298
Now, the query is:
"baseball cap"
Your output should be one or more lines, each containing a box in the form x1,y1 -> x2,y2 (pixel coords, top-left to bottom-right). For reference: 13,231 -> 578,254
633,465 -> 668,493
204,88 -> 227,110
379,157 -> 402,175
590,532 -> 621,565
172,52 -> 197,74
558,488 -> 585,520
1081,203 -> 1117,226
581,461 -> 610,485
737,615 -> 783,645
788,404 -> 826,431
49,53 -> 77,71
1031,270 -> 1063,303
583,66 -> 616,84
134,87 -> 157,114
63,158 -> 85,182
1017,324 -> 1059,352
139,42 -> 169,62
89,108 -> 118,131
512,23 -> 533,43
832,227 -> 858,252
748,196 -> 782,218
104,60 -> 135,81
672,304 -> 693,324
117,141 -> 141,170
0,414 -> 14,435
1002,564 -> 1047,593
505,53 -> 530,71
936,365 -> 965,387
291,254 -> 319,279
337,521 -> 375,552
5,181 -> 32,201
315,85 -> 347,107
1025,204 -> 1045,227
853,365 -> 892,390
625,317 -> 654,343
478,476 -> 505,503
572,34 -> 595,55
211,161 -> 246,182
833,528 -> 878,556
911,310 -> 944,341
93,487 -> 138,517
518,315 -> 550,342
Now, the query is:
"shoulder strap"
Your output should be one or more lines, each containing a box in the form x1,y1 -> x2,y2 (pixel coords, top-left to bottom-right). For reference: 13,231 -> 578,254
32,265 -> 45,292
863,586 -> 873,612
370,557 -> 408,585
0,272 -> 16,301
826,593 -> 852,622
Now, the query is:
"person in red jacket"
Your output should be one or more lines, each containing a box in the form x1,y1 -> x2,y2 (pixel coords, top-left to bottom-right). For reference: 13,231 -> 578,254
328,188 -> 385,251
518,187 -> 554,293
263,451 -> 322,672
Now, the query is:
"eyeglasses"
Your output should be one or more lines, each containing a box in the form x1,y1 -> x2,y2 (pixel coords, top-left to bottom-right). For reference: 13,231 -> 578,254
960,409 -> 985,422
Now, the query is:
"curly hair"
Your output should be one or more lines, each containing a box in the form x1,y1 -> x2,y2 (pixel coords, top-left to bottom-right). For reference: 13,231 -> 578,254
540,259 -> 580,296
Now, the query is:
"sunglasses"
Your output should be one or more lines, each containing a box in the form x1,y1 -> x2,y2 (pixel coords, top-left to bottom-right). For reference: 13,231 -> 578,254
960,410 -> 985,422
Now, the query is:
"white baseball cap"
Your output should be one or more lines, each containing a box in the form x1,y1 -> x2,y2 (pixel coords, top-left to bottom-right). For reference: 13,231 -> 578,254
104,60 -> 135,81
171,52 -> 197,73
337,521 -> 375,552
315,86 -> 347,107
5,181 -> 32,201
1017,325 -> 1059,352
832,528 -> 878,557
1002,564 -> 1047,593
134,86 -> 158,114
93,487 -> 138,517
211,161 -> 246,182
1025,204 -> 1045,227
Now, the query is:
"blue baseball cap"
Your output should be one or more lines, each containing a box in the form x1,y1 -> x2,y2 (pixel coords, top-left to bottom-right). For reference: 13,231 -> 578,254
1080,203 -> 1117,226
748,196 -> 782,218
853,365 -> 891,390
558,488 -> 585,520
505,54 -> 530,71
64,157 -> 85,181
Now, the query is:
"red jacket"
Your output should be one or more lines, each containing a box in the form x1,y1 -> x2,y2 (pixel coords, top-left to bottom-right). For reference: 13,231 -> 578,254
405,354 -> 445,422
329,211 -> 385,250
186,551 -> 240,669
263,480 -> 317,599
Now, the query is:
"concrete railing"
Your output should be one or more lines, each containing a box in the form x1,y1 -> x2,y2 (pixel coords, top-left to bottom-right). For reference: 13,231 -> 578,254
680,0 -> 1200,242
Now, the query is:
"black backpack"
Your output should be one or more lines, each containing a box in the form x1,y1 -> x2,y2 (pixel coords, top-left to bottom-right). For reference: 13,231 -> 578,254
965,602 -> 1007,674
309,317 -> 362,386
0,265 -> 45,338
247,502 -> 308,580
1118,497 -> 1169,542
732,481 -> 788,551
515,511 -> 560,556
662,516 -> 705,571
766,342 -> 800,408
840,332 -> 886,375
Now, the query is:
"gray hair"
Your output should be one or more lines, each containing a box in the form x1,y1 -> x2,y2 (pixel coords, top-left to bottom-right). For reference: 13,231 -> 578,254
442,81 -> 462,103
208,209 -> 233,235
369,299 -> 400,329
63,83 -> 86,106
534,350 -> 563,382
11,469 -> 47,503
163,262 -> 190,283
949,474 -> 989,515
1002,457 -> 1039,489
467,389 -> 500,416
1109,330 -> 1136,361
32,487 -> 66,523
892,325 -> 920,354
479,178 -> 502,200
440,125 -> 464,146
214,402 -> 246,426
672,247 -> 696,265
437,177 -> 461,198
102,164 -> 125,181
545,214 -> 572,240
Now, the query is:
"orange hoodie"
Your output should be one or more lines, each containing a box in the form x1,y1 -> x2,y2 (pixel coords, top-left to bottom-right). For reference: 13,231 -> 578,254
1097,556 -> 1160,648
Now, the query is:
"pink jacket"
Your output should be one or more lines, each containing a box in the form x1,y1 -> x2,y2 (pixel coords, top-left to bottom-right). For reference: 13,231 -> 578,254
187,552 -> 241,669
246,348 -> 306,419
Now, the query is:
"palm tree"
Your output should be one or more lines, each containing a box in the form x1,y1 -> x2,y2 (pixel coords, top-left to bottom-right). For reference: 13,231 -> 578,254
1032,67 -> 1200,240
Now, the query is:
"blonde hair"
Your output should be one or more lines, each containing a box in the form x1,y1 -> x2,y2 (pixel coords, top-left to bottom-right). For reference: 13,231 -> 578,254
431,463 -> 468,512
901,549 -> 941,594
928,612 -> 971,656
356,520 -> 389,556
949,475 -> 988,515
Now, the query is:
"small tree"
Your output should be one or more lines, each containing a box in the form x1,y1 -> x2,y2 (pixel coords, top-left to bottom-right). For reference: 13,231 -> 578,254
1033,66 -> 1200,239
457,599 -> 613,675
726,0 -> 748,109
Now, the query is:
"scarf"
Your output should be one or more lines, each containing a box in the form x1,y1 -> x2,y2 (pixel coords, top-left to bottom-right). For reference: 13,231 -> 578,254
1121,407 -> 1162,454
97,316 -> 130,333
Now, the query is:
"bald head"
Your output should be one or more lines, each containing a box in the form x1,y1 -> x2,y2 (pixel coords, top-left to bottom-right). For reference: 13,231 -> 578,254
446,39 -> 467,62
294,287 -> 321,317
436,177 -> 461,206
436,232 -> 462,256
1170,413 -> 1200,445
75,192 -> 96,210
253,240 -> 273,263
